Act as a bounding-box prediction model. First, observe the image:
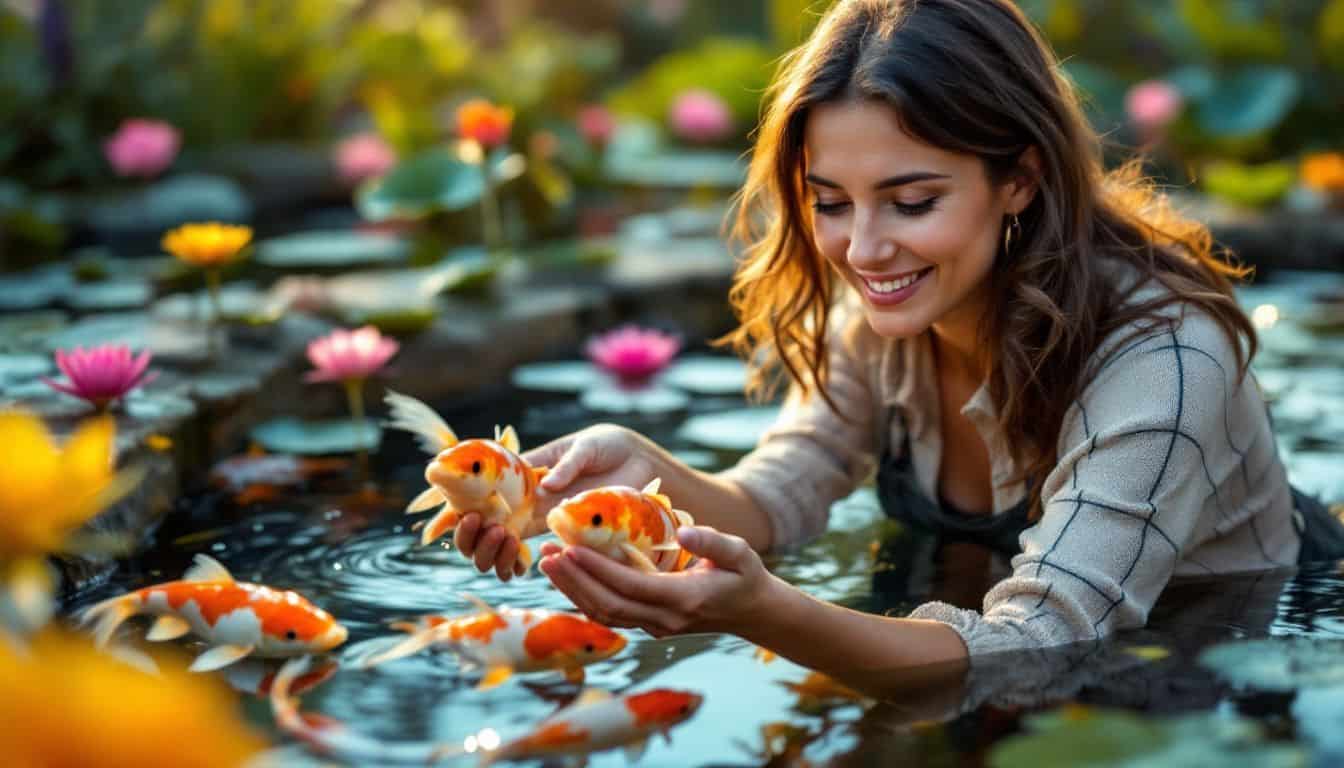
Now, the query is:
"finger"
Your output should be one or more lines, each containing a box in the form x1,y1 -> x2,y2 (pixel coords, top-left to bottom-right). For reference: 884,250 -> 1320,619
677,526 -> 753,571
473,526 -> 508,573
520,435 -> 573,473
566,545 -> 683,605
542,551 -> 682,633
454,514 -> 482,556
537,439 -> 593,492
539,541 -> 563,558
495,536 -> 519,582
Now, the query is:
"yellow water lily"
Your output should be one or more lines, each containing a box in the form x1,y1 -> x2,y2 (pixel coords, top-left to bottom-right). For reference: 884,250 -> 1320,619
161,222 -> 253,268
0,631 -> 265,767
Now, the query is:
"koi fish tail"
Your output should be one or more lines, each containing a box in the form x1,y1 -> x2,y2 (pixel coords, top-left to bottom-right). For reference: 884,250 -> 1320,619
358,625 -> 447,669
269,655 -> 309,734
78,594 -> 138,648
419,507 -> 461,546
383,390 -> 459,454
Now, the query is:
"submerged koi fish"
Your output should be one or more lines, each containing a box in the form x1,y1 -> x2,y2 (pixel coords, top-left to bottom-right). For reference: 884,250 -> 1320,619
79,554 -> 348,672
546,479 -> 695,573
384,390 -> 547,571
478,686 -> 703,766
222,655 -> 340,698
360,594 -> 626,688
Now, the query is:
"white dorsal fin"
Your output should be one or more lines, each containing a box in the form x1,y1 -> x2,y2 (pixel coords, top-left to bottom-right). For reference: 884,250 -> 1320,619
184,553 -> 234,583
575,688 -> 613,707
497,425 -> 520,454
146,614 -> 192,641
458,592 -> 499,616
190,643 -> 254,672
673,508 -> 695,527
405,486 -> 446,513
650,542 -> 681,551
623,739 -> 649,763
641,477 -> 662,496
383,390 -> 459,453
652,494 -> 674,511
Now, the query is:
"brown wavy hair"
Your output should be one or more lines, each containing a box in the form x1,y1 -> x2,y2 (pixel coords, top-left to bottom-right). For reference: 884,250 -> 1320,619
720,0 -> 1257,516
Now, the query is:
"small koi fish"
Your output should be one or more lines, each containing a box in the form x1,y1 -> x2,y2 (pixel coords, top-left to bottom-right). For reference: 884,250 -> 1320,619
477,686 -> 703,766
359,594 -> 626,688
546,479 -> 695,573
223,656 -> 340,698
78,553 -> 348,672
384,390 -> 548,571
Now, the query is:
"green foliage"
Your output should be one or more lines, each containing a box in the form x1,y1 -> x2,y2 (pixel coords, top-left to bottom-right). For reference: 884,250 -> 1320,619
1200,160 -> 1297,207
355,149 -> 485,222
607,38 -> 776,140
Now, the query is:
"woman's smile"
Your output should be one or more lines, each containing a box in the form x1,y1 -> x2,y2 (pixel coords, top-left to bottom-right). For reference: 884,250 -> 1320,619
857,266 -> 935,306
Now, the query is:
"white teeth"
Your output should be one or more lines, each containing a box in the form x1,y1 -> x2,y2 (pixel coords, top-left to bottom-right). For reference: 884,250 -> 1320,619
866,269 -> 925,294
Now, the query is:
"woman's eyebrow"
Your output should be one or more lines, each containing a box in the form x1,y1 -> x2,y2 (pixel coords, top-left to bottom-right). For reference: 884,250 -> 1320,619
804,171 -> 950,190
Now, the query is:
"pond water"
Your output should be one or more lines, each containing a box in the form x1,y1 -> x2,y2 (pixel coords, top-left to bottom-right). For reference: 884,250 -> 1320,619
66,270 -> 1344,767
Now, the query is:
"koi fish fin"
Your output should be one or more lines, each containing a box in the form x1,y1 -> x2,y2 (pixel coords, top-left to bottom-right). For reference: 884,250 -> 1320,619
650,542 -> 681,551
406,485 -> 446,513
388,620 -> 422,634
477,665 -> 514,690
531,465 -> 549,484
661,728 -> 675,745
673,548 -> 696,572
146,614 -> 192,641
487,490 -> 514,518
516,540 -> 534,573
641,477 -> 662,496
753,645 -> 778,664
564,667 -> 585,685
458,592 -> 499,616
269,655 -> 310,732
79,594 -> 137,648
184,553 -> 234,583
190,643 -> 254,672
673,508 -> 695,527
358,627 -> 445,668
108,644 -> 159,675
623,739 -> 649,763
420,506 -> 462,546
574,688 -> 612,707
495,425 -> 521,454
619,542 -> 660,573
383,390 -> 459,453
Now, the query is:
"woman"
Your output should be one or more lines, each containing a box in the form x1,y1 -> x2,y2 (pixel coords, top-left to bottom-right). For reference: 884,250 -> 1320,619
450,0 -> 1340,687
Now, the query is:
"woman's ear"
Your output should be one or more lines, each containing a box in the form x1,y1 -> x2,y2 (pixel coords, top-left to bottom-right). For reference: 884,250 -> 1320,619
1006,146 -> 1042,215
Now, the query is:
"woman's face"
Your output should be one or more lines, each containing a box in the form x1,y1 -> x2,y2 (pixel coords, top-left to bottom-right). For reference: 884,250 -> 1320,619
803,99 -> 1034,341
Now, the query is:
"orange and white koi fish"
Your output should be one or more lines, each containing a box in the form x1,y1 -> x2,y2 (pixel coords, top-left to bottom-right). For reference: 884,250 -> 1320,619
78,554 -> 348,672
545,479 -> 695,573
359,594 -> 626,688
384,390 -> 548,570
477,686 -> 703,766
222,655 -> 339,698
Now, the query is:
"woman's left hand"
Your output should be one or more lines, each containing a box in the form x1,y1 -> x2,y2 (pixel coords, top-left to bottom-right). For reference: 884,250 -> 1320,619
538,525 -> 780,638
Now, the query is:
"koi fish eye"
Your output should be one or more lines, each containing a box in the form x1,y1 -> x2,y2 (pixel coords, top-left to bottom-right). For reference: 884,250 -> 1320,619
286,630 -> 297,641
472,461 -> 481,474
584,643 -> 594,653
591,514 -> 602,526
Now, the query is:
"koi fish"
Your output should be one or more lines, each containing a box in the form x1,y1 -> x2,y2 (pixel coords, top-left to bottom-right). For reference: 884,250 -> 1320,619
545,479 -> 695,573
78,553 -> 348,672
476,686 -> 703,766
384,390 -> 548,571
222,655 -> 339,698
359,594 -> 626,688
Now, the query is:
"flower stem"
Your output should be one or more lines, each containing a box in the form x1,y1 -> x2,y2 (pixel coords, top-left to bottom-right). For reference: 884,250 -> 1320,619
344,377 -> 370,486
480,159 -> 504,256
206,267 -> 223,358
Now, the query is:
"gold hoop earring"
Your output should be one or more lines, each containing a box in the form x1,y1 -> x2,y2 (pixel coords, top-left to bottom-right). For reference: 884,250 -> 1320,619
1003,214 -> 1022,254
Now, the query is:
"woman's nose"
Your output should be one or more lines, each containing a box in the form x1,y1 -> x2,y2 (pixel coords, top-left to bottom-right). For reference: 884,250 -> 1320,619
845,214 -> 897,271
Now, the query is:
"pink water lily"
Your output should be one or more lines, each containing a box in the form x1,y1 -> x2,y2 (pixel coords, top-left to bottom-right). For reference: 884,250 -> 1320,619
669,89 -> 733,144
42,345 -> 157,409
335,132 -> 397,187
586,325 -> 681,386
578,104 -> 616,148
305,326 -> 399,383
103,118 -> 180,179
1125,80 -> 1183,137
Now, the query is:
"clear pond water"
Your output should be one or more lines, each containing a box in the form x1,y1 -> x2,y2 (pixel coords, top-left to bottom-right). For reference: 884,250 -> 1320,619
67,270 -> 1344,767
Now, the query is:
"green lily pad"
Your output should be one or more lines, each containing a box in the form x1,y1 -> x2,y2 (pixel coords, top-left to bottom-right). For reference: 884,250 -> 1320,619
606,149 -> 746,189
662,356 -> 748,395
0,354 -> 52,384
66,281 -> 153,311
580,384 -> 690,414
344,306 -> 438,335
676,407 -> 780,452
990,707 -> 1306,768
250,418 -> 382,456
1201,161 -> 1297,209
1199,638 -> 1344,691
256,230 -> 410,270
511,361 -> 606,393
356,149 -> 485,222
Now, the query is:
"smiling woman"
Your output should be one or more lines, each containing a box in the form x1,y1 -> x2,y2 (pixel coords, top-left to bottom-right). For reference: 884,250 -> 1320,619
446,0 -> 1344,694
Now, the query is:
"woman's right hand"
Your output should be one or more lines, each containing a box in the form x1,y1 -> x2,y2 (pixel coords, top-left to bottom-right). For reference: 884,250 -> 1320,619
452,424 -> 663,579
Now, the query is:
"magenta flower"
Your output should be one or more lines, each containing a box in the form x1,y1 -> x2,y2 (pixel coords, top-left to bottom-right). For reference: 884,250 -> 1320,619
305,326 -> 399,383
335,133 -> 397,187
669,89 -> 734,144
103,118 -> 180,179
577,105 -> 616,149
586,325 -> 681,386
42,345 -> 157,409
1125,80 -> 1184,137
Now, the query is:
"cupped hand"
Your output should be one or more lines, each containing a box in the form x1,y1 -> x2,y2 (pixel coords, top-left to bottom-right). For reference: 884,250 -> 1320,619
537,525 -> 779,638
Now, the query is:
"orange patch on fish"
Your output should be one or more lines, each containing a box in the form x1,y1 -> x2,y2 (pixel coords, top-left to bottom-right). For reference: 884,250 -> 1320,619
157,583 -> 331,642
522,722 -> 590,749
446,611 -> 509,644
624,690 -> 702,728
523,615 -> 623,661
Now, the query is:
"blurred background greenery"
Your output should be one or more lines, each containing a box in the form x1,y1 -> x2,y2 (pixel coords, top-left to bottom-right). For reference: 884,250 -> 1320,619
1,0 -> 1341,268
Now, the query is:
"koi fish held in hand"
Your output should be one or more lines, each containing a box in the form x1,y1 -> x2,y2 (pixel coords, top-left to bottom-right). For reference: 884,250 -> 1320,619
78,554 -> 347,672
546,479 -> 694,573
359,594 -> 626,688
384,390 -> 547,573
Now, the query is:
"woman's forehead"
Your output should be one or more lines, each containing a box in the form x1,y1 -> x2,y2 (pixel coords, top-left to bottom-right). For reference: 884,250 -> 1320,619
803,100 -> 969,182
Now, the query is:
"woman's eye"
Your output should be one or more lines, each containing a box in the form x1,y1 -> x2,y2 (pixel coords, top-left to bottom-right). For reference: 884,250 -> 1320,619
893,197 -> 938,215
811,200 -> 850,216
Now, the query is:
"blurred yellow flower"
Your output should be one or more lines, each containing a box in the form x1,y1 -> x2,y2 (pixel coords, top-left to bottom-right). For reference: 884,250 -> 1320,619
1302,152 -> 1344,192
0,411 -> 127,558
161,222 -> 253,268
0,631 -> 265,767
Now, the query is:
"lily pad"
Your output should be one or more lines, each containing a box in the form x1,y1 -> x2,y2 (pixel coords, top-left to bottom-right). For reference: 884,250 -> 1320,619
250,418 -> 382,456
65,281 -> 153,311
676,407 -> 780,452
356,149 -> 484,221
510,361 -> 606,393
256,230 -> 410,270
579,384 -> 690,414
344,306 -> 438,335
606,149 -> 746,189
0,354 -> 52,385
124,393 -> 198,421
1199,638 -> 1344,691
662,355 -> 748,395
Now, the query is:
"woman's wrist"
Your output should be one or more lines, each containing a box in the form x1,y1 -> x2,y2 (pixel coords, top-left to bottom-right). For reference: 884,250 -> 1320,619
726,571 -> 798,640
